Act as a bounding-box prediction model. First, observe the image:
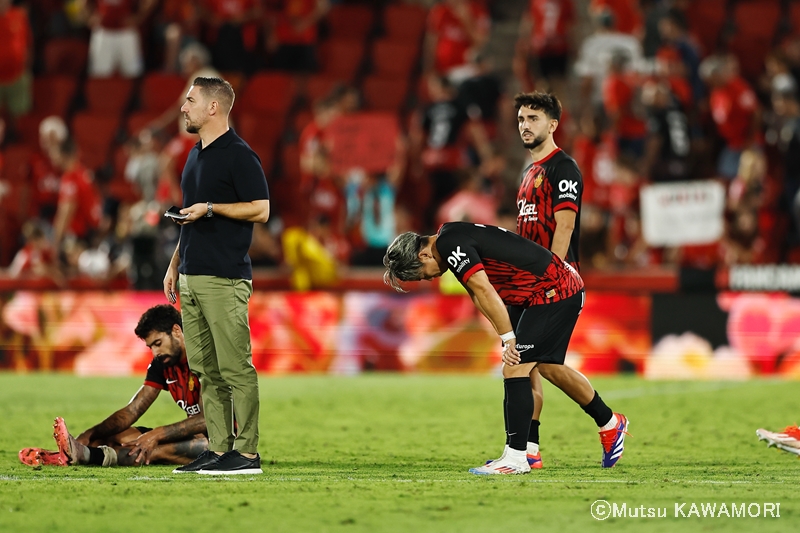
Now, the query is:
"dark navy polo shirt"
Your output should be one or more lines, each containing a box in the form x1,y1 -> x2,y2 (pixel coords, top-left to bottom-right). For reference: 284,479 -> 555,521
178,128 -> 269,280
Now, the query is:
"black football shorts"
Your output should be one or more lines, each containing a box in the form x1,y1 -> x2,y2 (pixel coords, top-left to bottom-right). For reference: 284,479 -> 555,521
511,289 -> 585,365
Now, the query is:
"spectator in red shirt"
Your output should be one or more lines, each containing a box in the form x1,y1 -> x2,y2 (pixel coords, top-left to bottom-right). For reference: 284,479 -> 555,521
268,0 -> 329,72
602,50 -> 647,160
298,96 -> 337,194
7,220 -> 63,284
86,0 -> 156,78
29,116 -> 68,222
424,0 -> 490,82
514,0 -> 575,94
0,0 -> 33,139
700,55 -> 760,179
52,138 -> 102,257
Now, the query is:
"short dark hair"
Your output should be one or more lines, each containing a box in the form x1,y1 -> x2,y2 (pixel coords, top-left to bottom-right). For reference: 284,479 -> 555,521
514,91 -> 562,121
383,232 -> 430,292
192,76 -> 235,114
134,305 -> 182,339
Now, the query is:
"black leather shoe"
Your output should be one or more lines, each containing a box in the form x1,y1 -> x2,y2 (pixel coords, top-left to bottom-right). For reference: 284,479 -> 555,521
197,450 -> 262,475
172,450 -> 222,473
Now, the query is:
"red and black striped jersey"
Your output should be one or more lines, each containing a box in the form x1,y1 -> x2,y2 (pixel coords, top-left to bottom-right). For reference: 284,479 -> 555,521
517,148 -> 583,270
436,222 -> 584,306
144,357 -> 201,417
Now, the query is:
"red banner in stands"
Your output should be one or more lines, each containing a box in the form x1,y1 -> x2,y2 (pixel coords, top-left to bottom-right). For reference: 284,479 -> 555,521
0,290 -> 650,375
325,112 -> 399,174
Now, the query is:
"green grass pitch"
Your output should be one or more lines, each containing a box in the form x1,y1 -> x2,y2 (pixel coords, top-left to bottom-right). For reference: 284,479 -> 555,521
0,374 -> 799,532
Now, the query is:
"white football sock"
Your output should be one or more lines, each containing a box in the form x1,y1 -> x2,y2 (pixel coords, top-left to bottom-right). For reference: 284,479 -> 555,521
527,442 -> 539,455
599,414 -> 618,432
506,448 -> 527,464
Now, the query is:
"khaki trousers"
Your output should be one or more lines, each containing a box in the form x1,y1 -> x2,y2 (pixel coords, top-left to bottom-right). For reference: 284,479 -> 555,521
179,274 -> 259,453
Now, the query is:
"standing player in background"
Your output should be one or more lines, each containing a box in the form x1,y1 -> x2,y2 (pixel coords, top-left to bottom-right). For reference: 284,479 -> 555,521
384,223 -> 627,474
511,91 -> 584,468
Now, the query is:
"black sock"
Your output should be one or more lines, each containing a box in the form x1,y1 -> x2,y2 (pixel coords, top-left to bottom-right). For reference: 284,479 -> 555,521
503,395 -> 509,445
87,446 -> 105,466
581,391 -> 614,427
504,377 -> 533,451
528,419 -> 540,445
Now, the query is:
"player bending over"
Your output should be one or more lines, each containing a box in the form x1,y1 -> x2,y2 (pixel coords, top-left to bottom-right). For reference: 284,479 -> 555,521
384,222 -> 628,474
19,305 -> 208,467
757,425 -> 800,456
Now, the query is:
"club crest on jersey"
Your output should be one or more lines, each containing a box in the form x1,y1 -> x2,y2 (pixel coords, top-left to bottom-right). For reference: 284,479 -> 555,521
188,376 -> 195,391
533,172 -> 544,188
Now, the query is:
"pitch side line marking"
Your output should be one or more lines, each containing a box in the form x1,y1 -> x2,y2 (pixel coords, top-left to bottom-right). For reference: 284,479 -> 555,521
2,475 -> 789,485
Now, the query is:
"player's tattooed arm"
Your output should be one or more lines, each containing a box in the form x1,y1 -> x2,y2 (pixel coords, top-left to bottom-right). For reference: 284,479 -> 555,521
76,385 -> 160,445
154,414 -> 207,443
169,435 -> 209,461
127,414 -> 207,464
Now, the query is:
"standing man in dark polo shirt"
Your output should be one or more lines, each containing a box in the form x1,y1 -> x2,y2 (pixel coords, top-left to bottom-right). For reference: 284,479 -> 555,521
163,76 -> 270,475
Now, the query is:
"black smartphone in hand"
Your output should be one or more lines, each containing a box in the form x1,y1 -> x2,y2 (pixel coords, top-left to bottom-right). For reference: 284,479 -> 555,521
164,206 -> 189,220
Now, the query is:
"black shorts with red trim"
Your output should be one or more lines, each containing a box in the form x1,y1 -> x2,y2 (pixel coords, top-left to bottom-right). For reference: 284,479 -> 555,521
511,289 -> 585,365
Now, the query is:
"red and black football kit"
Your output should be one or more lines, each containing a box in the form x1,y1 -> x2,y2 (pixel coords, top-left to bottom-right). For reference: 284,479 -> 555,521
517,147 -> 583,270
144,357 -> 202,418
436,222 -> 584,364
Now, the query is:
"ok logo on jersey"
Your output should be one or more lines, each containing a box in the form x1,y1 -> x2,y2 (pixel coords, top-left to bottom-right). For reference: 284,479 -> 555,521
559,180 -> 578,195
447,247 -> 467,268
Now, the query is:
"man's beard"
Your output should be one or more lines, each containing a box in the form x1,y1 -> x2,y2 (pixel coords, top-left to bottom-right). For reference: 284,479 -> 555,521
522,133 -> 546,150
160,337 -> 182,366
185,122 -> 200,134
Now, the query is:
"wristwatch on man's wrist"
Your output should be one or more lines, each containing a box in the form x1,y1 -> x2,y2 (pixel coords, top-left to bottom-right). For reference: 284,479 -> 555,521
205,202 -> 213,218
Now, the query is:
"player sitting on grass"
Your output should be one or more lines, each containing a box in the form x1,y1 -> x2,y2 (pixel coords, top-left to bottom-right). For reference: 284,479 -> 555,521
384,222 -> 628,474
19,305 -> 208,467
757,426 -> 800,456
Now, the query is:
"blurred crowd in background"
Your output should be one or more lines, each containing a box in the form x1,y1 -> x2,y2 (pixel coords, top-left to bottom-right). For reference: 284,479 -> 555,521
2,0 -> 800,290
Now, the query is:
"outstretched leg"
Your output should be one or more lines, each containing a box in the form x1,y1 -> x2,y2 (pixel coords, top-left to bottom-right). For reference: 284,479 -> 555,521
115,435 -> 208,466
537,363 -> 629,467
55,417 -> 208,467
